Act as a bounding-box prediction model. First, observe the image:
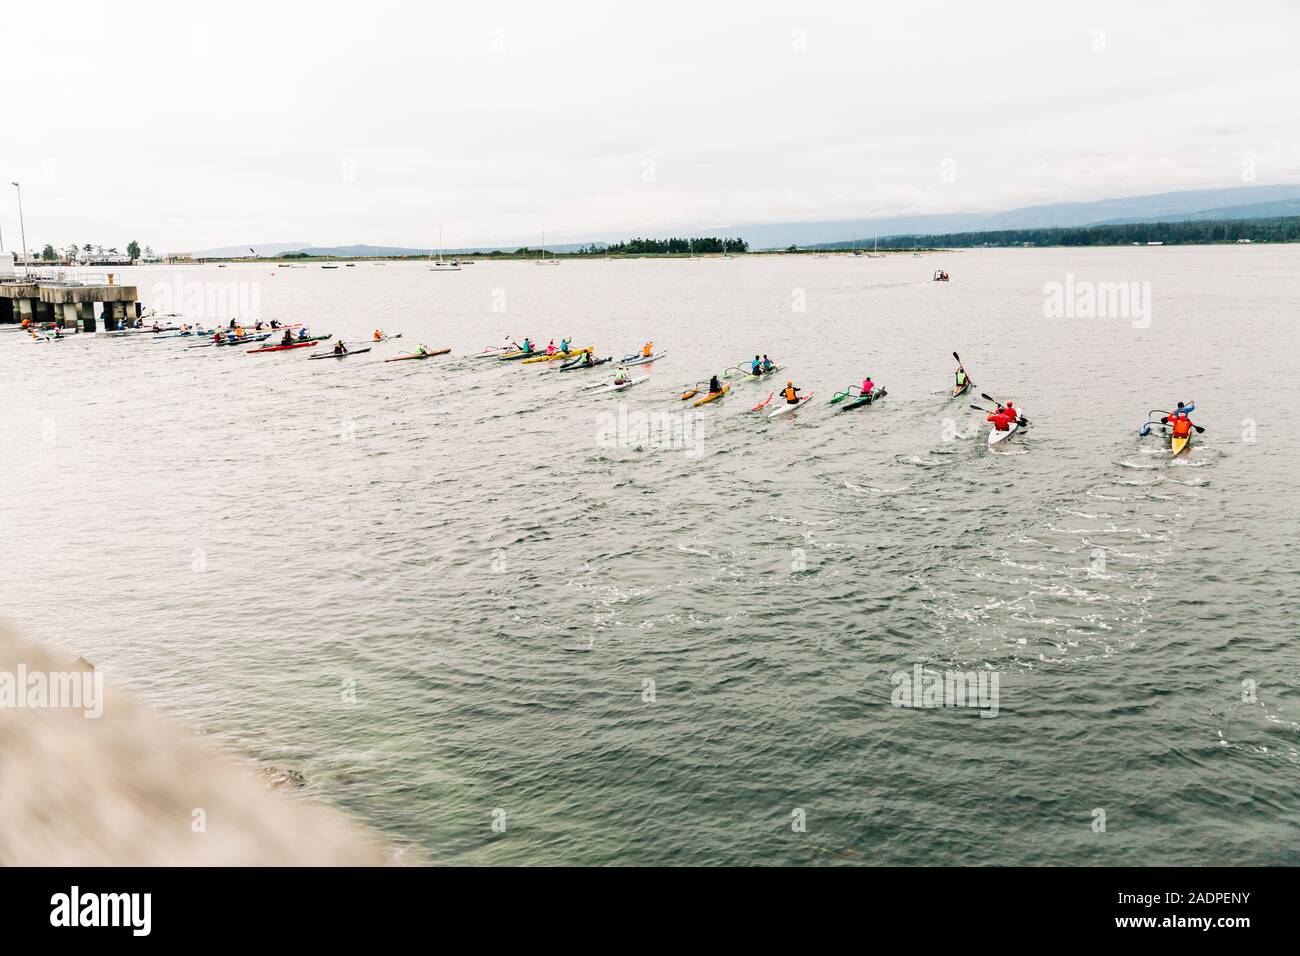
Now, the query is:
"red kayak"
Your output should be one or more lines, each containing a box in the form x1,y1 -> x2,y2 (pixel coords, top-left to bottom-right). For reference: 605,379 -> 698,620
248,340 -> 319,354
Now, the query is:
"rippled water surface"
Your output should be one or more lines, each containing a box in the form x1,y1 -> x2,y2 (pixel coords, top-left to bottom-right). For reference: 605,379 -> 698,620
3,247 -> 1298,864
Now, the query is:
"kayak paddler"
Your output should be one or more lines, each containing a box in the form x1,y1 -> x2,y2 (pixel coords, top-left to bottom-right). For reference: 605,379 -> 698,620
613,364 -> 631,385
280,330 -> 294,346
955,364 -> 967,388
762,355 -> 775,373
751,355 -> 762,376
1161,402 -> 1195,435
522,337 -> 534,354
860,375 -> 875,396
782,380 -> 802,404
987,400 -> 1021,431
417,344 -> 430,356
297,327 -> 310,340
373,329 -> 384,341
334,340 -> 348,355
560,337 -> 571,353
582,350 -> 596,367
708,374 -> 722,395
642,341 -> 654,358
545,339 -> 557,355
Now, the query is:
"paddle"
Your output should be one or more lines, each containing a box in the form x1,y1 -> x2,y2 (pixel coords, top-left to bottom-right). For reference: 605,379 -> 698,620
751,391 -> 775,412
952,351 -> 975,388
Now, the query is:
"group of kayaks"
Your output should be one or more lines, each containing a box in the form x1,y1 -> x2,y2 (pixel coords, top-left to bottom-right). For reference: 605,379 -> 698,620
134,321 -> 454,363
958,351 -> 1200,454
478,336 -> 668,392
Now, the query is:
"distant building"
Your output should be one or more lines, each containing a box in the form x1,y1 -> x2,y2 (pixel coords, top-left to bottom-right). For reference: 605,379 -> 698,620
165,253 -> 195,264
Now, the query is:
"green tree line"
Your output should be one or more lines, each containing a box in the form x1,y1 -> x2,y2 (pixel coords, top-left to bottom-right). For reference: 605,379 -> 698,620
852,216 -> 1300,250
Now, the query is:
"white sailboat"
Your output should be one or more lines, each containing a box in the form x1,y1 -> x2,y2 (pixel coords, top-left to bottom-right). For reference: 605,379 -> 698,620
868,234 -> 884,258
535,231 -> 560,265
814,241 -> 829,259
427,226 -> 460,272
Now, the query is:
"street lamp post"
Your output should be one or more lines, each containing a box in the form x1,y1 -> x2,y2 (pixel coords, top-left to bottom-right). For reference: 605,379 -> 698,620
12,182 -> 28,272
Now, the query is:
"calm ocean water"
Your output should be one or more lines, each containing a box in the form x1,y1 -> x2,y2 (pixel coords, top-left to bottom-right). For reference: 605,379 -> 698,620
3,247 -> 1298,865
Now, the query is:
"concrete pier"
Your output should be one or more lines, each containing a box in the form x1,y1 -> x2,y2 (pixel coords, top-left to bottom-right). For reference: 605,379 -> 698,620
0,270 -> 139,332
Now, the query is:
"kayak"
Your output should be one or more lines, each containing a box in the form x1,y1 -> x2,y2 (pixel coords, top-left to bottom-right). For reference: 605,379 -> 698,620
586,376 -> 648,395
559,356 -> 610,371
745,364 -> 783,381
622,350 -> 667,367
952,380 -> 971,398
841,386 -> 887,411
309,347 -> 373,360
188,333 -> 273,348
384,348 -> 451,362
1171,431 -> 1191,456
248,340 -> 319,353
692,385 -> 730,407
521,348 -> 590,364
370,333 -> 403,343
988,422 -> 1019,446
767,391 -> 814,419
727,363 -> 782,381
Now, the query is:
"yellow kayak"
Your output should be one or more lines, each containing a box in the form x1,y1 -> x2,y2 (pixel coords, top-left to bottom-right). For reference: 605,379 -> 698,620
692,385 -> 730,407
520,347 -> 591,364
1171,430 -> 1191,456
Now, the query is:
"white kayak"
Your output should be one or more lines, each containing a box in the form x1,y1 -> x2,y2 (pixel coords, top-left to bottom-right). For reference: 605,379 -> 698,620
767,391 -> 814,418
586,376 -> 648,395
988,421 -> 1019,445
621,350 -> 667,367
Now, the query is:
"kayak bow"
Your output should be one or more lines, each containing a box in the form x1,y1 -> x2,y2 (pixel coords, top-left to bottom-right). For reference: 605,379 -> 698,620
767,392 -> 814,419
692,385 -> 730,407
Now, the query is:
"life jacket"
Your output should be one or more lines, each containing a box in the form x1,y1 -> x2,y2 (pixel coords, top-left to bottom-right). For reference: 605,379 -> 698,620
956,370 -> 966,385
643,343 -> 653,357
783,385 -> 798,401
1171,417 -> 1192,437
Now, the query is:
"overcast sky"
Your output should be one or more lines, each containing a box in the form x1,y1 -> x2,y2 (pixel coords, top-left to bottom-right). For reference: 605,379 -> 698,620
4,0 -> 1298,252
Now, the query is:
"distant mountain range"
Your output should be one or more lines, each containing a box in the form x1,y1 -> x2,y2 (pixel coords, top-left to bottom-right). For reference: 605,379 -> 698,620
189,184 -> 1300,256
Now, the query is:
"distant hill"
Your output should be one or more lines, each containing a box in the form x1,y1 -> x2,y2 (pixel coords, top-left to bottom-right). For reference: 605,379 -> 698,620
749,184 -> 1300,249
1090,197 -> 1300,226
192,241 -> 314,258
294,243 -> 591,257
866,215 -> 1300,250
187,184 -> 1300,256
